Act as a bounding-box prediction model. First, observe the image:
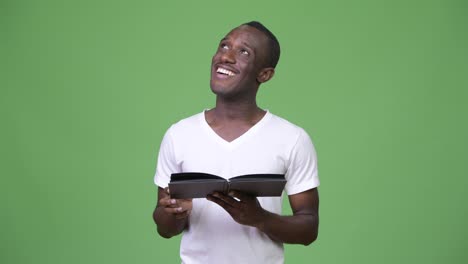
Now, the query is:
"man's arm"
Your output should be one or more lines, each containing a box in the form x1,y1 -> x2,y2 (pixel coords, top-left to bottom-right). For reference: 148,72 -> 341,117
259,188 -> 319,245
153,187 -> 192,238
207,188 -> 319,245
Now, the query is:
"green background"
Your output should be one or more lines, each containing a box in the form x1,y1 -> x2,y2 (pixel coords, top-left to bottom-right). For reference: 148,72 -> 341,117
2,0 -> 467,263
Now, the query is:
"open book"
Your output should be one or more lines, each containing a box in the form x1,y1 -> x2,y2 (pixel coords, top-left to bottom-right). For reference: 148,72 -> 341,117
169,172 -> 286,199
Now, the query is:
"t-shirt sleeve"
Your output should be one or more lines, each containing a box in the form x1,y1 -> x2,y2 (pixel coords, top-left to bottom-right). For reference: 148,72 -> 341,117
284,128 -> 320,195
153,126 -> 181,188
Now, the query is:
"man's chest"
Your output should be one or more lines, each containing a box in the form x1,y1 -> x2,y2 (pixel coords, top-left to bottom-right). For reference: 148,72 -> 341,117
177,138 -> 289,178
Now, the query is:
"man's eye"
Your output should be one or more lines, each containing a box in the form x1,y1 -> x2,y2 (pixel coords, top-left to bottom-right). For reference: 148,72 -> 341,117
240,49 -> 249,56
221,44 -> 229,49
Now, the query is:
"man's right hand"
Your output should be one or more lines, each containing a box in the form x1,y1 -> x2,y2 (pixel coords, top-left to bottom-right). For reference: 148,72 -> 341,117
158,187 -> 193,220
154,187 -> 192,238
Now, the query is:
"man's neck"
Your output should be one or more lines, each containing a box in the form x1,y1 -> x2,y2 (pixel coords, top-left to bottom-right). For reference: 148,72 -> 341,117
210,97 -> 265,124
204,98 -> 267,142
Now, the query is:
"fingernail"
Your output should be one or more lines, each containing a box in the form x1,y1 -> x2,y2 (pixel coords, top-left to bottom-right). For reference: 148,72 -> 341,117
176,207 -> 182,212
170,199 -> 176,204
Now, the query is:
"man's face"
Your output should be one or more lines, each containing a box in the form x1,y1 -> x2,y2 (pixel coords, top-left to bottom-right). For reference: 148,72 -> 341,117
210,25 -> 269,98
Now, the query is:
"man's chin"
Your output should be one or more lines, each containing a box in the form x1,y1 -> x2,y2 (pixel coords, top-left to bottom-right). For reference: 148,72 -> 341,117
210,84 -> 235,98
210,81 -> 230,94
210,86 -> 227,96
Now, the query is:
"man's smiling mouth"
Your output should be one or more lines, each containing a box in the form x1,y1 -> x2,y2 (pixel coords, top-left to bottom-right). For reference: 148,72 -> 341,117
216,67 -> 236,76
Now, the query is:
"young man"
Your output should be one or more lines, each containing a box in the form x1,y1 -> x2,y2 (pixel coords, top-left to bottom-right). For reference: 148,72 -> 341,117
153,21 -> 320,264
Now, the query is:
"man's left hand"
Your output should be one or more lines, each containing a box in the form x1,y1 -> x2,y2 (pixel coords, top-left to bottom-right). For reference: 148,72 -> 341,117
207,190 -> 268,228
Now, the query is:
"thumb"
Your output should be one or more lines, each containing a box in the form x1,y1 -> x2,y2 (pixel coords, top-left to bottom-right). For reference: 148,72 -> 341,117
228,190 -> 252,201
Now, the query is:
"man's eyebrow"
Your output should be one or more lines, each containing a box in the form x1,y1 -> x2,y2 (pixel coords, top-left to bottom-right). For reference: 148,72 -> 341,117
242,42 -> 254,51
218,38 -> 254,51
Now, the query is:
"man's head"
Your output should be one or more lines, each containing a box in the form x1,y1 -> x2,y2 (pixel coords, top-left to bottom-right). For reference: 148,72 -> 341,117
210,21 -> 281,99
242,21 -> 281,69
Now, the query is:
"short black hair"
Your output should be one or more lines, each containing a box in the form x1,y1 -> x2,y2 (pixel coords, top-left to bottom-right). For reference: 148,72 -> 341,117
243,21 -> 281,68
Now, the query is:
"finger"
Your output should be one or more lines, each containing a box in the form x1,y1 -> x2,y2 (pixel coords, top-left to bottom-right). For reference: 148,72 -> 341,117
214,192 -> 242,208
159,197 -> 178,207
179,200 -> 193,210
207,194 -> 237,213
177,198 -> 193,207
175,210 -> 191,220
228,190 -> 253,201
164,206 -> 188,215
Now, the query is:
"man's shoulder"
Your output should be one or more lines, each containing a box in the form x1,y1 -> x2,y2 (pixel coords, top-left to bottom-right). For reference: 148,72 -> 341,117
268,112 -> 308,136
173,111 -> 204,127
165,111 -> 204,136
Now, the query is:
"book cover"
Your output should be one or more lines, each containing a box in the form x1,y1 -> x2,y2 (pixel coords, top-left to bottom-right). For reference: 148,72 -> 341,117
169,172 -> 286,199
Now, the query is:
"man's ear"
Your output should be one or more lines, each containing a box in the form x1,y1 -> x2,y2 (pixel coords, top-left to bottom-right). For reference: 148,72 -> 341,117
257,68 -> 275,83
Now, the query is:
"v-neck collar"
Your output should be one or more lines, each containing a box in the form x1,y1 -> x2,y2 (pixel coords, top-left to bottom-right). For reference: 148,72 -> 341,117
200,109 -> 272,148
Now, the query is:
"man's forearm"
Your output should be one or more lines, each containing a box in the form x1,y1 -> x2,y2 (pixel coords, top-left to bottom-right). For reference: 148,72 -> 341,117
257,210 -> 318,245
153,207 -> 188,238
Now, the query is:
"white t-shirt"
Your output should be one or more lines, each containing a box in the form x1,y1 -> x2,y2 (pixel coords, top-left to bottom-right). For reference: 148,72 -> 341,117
154,111 -> 319,264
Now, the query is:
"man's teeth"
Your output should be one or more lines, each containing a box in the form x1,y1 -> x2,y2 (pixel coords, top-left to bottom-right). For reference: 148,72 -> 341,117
217,67 -> 235,76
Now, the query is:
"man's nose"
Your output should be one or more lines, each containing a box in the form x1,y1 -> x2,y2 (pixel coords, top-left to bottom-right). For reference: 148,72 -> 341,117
220,50 -> 236,64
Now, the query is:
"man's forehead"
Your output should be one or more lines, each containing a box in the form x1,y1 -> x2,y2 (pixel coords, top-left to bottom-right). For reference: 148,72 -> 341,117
220,25 -> 271,67
224,25 -> 267,43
